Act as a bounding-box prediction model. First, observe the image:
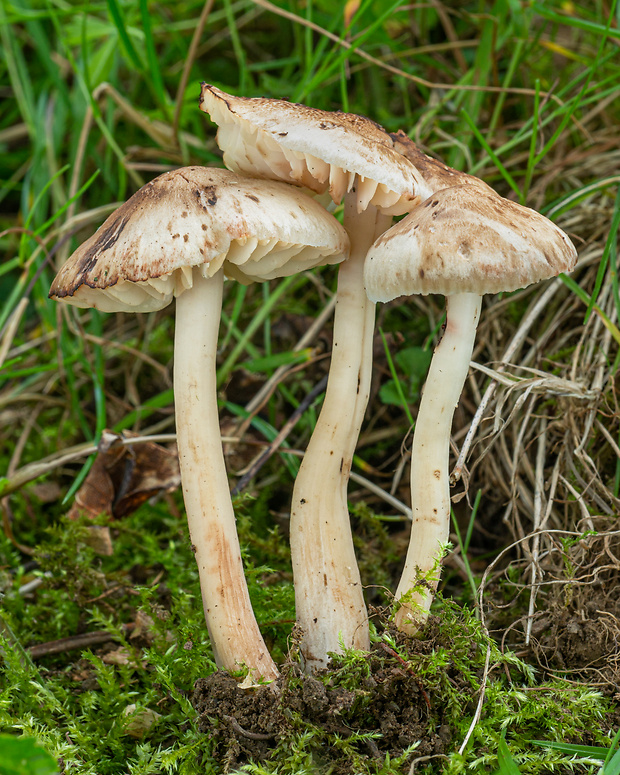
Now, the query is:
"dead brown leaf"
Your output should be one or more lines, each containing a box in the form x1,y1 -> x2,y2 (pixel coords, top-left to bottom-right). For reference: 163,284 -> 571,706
68,430 -> 180,521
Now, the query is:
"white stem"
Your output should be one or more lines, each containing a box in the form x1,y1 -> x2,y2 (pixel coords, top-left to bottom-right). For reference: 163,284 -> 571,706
174,271 -> 278,681
290,201 -> 390,671
394,292 -> 481,633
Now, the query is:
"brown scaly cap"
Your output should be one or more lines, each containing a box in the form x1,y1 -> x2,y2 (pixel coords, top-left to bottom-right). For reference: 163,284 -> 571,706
364,186 -> 578,301
199,84 -> 433,215
50,166 -> 349,313
389,130 -> 495,195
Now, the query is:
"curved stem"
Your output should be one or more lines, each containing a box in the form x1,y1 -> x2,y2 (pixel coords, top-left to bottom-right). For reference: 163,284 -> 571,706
394,292 -> 481,634
174,271 -> 278,680
290,201 -> 389,671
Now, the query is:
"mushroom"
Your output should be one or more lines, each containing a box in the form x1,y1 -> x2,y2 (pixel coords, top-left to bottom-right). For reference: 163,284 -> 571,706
49,166 -> 349,680
199,85 -> 432,669
364,185 -> 578,633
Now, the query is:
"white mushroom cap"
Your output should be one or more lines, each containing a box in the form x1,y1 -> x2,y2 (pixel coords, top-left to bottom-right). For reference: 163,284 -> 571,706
364,186 -> 578,302
49,167 -> 349,313
199,84 -> 433,215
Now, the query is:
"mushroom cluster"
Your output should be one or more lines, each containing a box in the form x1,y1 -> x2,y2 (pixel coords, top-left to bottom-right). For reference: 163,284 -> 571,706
50,88 -> 577,681
199,84 -> 437,670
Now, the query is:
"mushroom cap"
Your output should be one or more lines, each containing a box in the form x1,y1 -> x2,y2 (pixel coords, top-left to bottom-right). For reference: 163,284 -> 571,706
389,130 -> 495,195
199,84 -> 432,215
364,186 -> 578,302
49,166 -> 349,313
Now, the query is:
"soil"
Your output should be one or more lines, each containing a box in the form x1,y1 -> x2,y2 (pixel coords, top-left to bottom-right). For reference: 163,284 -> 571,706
192,617 -> 470,774
485,529 -> 620,694
191,523 -> 620,773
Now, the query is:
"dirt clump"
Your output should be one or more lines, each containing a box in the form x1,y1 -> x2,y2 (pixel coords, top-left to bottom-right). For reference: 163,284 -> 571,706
527,586 -> 620,687
486,527 -> 620,692
191,616 -> 475,773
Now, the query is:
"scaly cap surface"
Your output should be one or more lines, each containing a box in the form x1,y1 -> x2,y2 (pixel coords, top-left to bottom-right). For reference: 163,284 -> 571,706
50,167 -> 349,313
389,130 -> 494,195
364,186 -> 577,301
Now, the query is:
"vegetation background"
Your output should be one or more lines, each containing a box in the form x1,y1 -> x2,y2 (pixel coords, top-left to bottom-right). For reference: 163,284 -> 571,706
1,0 -> 620,772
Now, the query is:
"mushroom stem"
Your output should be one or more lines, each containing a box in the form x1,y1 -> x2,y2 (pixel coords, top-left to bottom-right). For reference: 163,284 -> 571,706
394,292 -> 481,634
290,201 -> 389,671
174,271 -> 279,681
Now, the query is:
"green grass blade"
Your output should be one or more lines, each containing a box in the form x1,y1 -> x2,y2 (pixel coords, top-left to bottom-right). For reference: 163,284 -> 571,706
379,329 -> 414,426
584,187 -> 620,323
521,80 -> 541,202
243,349 -> 313,374
60,453 -> 96,505
225,401 -> 299,478
560,274 -> 620,347
495,737 -> 522,774
139,0 -> 169,117
297,0 -> 403,100
460,109 -> 521,197
531,2 -> 620,40
217,275 -> 300,387
0,2 -> 36,132
534,0 -> 618,167
222,0 -> 249,93
604,749 -> 620,775
531,740 -> 609,757
106,0 -> 144,71
113,388 -> 174,431
34,170 -> 100,236
603,728 -> 620,769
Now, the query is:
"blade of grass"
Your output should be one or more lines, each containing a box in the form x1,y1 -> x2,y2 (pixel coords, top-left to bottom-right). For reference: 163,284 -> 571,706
470,54 -> 620,177
225,401 -> 299,478
583,186 -> 620,324
48,11 -> 144,189
533,0 -> 618,167
531,2 -> 620,41
113,388 -> 174,432
33,170 -> 100,237
604,749 -> 620,775
494,736 -> 522,775
560,274 -> 620,347
521,80 -> 541,203
531,740 -> 610,757
379,329 -> 414,426
139,0 -> 170,118
460,109 -> 521,197
106,0 -> 144,71
603,727 -> 620,768
296,0 -> 403,100
0,1 -> 36,132
217,274 -> 300,388
243,349 -> 313,375
544,176 -> 620,218
220,284 -> 247,352
488,38 -> 525,134
222,0 -> 249,94
450,490 -> 482,608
